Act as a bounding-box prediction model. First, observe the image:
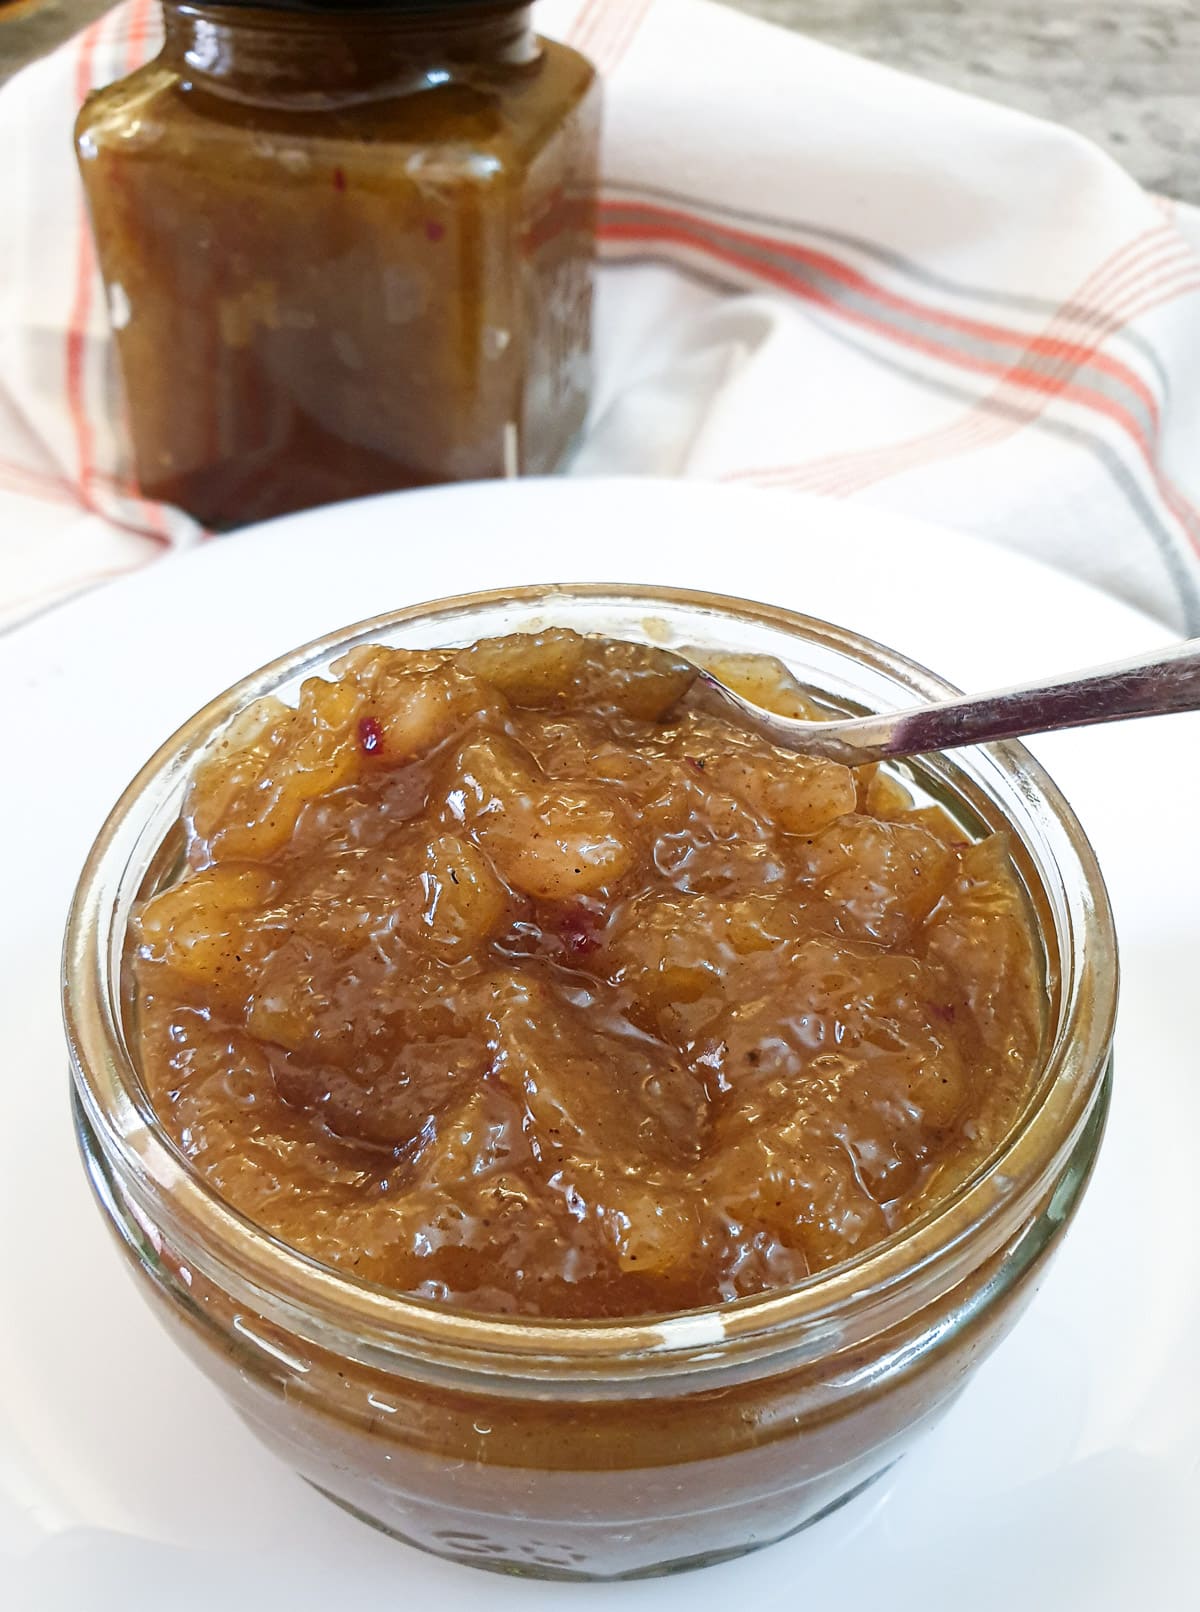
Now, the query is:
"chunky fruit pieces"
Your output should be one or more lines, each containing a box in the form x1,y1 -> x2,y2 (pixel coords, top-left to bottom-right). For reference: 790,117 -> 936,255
134,631 -> 1041,1317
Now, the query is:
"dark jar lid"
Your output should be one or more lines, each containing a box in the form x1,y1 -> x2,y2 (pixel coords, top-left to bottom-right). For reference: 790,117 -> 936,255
178,1 -> 529,12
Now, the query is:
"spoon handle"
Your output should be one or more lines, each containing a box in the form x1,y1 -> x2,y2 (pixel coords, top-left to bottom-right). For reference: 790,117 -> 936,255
802,635 -> 1200,764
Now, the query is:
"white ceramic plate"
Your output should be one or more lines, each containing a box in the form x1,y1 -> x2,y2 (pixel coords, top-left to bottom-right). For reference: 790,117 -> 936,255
2,479 -> 1197,1612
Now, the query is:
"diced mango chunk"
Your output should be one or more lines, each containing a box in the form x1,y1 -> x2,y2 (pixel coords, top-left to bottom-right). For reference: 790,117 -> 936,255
444,736 -> 638,899
420,834 -> 508,958
457,629 -> 588,706
137,864 -> 279,1003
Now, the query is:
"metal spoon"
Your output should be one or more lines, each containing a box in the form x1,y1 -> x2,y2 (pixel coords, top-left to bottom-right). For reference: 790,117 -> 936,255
689,636 -> 1200,766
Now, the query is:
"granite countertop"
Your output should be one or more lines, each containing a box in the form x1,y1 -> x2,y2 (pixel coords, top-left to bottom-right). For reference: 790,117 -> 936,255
1,0 -> 1196,202
722,1 -> 1198,204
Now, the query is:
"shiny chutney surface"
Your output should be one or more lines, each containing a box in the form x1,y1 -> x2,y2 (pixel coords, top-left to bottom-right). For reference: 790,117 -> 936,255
133,630 -> 1043,1318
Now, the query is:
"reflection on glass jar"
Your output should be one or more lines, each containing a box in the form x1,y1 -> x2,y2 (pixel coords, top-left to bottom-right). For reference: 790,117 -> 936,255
65,587 -> 1115,1580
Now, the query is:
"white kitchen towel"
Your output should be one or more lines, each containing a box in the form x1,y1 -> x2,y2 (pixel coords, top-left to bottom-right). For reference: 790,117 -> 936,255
2,0 -> 1199,631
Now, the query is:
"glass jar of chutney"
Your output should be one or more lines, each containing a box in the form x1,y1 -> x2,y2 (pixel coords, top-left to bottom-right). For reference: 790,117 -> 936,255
65,587 -> 1115,1580
75,3 -> 599,530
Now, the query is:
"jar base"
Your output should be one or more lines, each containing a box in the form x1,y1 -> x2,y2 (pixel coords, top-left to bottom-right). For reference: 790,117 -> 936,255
305,1462 -> 898,1582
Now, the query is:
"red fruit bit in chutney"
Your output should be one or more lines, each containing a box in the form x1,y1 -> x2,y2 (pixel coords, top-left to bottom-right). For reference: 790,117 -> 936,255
558,905 -> 600,956
424,218 -> 446,243
332,167 -> 346,193
357,716 -> 383,756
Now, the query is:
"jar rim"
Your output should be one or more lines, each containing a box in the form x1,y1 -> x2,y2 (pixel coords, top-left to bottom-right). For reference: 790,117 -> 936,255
64,582 -> 1116,1382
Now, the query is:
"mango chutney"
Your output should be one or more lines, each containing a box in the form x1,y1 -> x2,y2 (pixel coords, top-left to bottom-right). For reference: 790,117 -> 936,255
132,629 -> 1044,1318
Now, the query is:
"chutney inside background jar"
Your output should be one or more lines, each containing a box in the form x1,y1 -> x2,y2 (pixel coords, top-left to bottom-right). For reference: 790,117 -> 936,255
75,2 -> 599,529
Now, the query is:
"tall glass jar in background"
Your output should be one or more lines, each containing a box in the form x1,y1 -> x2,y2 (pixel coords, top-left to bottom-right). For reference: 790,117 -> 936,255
75,3 -> 599,529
